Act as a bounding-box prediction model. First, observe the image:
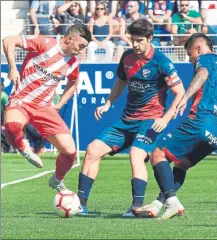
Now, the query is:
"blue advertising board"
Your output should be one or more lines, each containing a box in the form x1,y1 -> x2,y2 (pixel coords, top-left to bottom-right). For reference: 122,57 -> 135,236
1,63 -> 194,151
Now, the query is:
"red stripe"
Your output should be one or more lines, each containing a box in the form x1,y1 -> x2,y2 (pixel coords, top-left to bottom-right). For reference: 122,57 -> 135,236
162,147 -> 180,164
189,86 -> 203,119
31,85 -> 56,106
124,48 -> 155,79
125,87 -> 166,120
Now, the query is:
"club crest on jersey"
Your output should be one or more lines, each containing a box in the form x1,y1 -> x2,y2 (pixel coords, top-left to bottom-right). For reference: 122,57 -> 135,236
142,69 -> 151,78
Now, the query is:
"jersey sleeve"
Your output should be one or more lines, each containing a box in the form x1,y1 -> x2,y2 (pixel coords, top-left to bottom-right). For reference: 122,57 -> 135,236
21,35 -> 46,52
116,53 -> 127,81
195,55 -> 210,72
66,63 -> 79,82
160,56 -> 182,88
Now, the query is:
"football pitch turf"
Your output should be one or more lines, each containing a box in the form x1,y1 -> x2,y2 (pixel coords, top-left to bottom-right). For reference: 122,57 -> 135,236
1,153 -> 217,239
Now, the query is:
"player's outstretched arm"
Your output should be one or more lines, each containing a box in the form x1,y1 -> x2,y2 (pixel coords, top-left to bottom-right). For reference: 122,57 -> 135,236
152,82 -> 185,132
3,35 -> 24,86
53,79 -> 78,111
174,67 -> 209,118
95,78 -> 127,120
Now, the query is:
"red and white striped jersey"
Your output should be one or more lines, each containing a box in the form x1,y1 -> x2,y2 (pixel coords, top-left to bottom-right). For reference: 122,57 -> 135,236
9,35 -> 79,108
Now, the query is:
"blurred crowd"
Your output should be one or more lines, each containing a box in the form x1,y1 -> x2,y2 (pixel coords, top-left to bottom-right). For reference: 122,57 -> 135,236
24,0 -> 217,62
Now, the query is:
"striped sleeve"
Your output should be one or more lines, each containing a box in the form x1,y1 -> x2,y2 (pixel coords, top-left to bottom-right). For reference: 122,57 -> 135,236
21,35 -> 46,52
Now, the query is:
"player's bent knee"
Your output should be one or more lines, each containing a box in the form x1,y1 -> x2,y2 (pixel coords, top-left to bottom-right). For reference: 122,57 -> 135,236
5,122 -> 24,135
86,142 -> 100,157
175,157 -> 192,171
151,147 -> 166,166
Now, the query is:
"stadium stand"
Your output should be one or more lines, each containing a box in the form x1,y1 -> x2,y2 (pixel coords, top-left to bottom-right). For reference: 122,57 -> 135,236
1,0 -> 217,64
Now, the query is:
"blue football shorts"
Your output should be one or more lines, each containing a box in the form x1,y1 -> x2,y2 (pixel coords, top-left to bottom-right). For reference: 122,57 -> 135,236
97,118 -> 162,155
157,116 -> 217,165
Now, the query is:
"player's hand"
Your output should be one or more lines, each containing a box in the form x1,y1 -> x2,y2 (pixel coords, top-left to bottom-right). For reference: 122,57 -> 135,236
174,97 -> 187,119
95,104 -> 110,120
152,118 -> 168,133
52,103 -> 61,111
8,68 -> 20,86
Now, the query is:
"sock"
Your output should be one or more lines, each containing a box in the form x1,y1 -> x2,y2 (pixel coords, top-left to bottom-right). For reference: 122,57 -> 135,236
78,172 -> 94,207
131,178 -> 147,208
156,167 -> 187,204
55,152 -> 76,180
4,122 -> 25,151
153,161 -> 176,199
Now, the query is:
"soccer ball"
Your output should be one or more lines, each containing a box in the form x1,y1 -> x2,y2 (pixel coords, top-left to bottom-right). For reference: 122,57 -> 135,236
53,190 -> 80,218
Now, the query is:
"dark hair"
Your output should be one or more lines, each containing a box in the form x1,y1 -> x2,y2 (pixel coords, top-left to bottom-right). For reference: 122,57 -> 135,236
65,24 -> 92,43
184,33 -> 213,51
127,19 -> 153,38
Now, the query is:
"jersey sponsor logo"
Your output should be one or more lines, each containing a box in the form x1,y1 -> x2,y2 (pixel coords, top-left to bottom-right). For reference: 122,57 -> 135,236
142,69 -> 151,78
35,64 -> 60,82
205,130 -> 217,145
128,80 -> 150,92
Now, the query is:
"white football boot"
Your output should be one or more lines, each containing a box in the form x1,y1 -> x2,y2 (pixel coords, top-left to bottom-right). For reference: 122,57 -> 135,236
18,140 -> 43,168
134,200 -> 164,218
49,174 -> 68,192
157,196 -> 184,220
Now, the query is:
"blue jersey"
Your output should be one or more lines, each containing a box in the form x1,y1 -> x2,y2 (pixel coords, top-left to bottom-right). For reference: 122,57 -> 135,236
116,48 -> 182,120
189,53 -> 217,119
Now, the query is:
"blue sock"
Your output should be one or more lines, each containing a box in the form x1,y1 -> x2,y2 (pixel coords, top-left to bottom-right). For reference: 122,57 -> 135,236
131,178 -> 147,208
153,161 -> 176,199
78,172 -> 94,206
156,167 -> 187,203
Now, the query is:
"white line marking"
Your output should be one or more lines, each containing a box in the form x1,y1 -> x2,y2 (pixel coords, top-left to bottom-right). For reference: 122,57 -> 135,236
1,163 -> 80,189
1,170 -> 54,189
12,169 -> 38,172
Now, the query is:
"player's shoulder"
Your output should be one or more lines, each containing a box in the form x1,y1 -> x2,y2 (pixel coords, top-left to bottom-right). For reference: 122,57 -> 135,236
153,48 -> 172,66
195,53 -> 217,69
121,48 -> 135,60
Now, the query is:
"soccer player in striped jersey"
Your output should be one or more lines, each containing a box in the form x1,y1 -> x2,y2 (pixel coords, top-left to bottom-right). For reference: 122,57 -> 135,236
135,33 -> 217,220
77,19 -> 185,215
3,24 -> 91,191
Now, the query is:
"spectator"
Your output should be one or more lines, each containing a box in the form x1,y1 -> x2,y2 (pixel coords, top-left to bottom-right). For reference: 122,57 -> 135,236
26,0 -> 60,35
87,2 -> 114,62
201,1 -> 217,45
116,0 -> 146,17
148,0 -> 173,46
176,0 -> 200,12
171,0 -> 202,46
116,1 -> 148,61
57,1 -> 85,35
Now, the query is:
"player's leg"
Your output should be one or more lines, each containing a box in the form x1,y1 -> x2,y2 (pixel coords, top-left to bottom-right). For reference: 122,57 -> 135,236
78,139 -> 113,213
4,107 -> 43,168
31,106 -> 77,191
134,121 -> 197,219
78,121 -> 129,214
122,146 -> 148,217
155,141 -> 214,206
123,120 -> 160,217
46,133 -> 76,191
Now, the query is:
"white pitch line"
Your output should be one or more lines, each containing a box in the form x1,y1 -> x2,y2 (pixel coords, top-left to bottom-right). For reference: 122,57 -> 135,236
1,163 -> 80,189
1,170 -> 54,189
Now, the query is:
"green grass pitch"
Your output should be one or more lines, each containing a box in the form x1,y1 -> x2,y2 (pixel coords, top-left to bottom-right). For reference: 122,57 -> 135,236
1,153 -> 217,239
